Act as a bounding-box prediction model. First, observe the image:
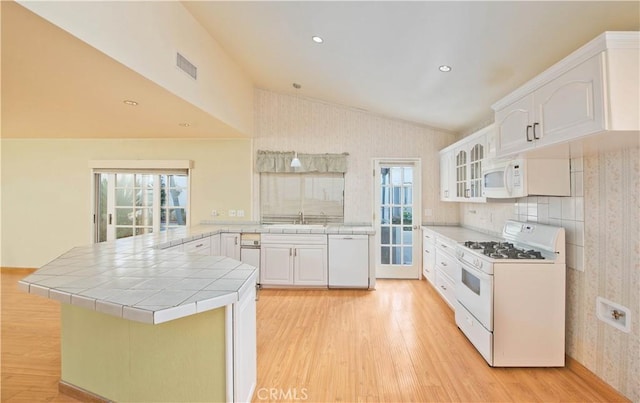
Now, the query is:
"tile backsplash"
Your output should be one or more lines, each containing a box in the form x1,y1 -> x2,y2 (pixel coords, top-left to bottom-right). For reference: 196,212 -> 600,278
514,157 -> 585,271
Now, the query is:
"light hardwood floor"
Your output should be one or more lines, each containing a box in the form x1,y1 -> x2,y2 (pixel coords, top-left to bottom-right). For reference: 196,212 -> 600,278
1,269 -> 629,402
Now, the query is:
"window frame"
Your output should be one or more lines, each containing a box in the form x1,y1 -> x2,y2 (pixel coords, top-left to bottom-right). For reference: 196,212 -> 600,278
89,160 -> 192,243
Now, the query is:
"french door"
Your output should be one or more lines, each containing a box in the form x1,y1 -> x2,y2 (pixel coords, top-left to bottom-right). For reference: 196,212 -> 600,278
94,172 -> 188,242
374,159 -> 421,279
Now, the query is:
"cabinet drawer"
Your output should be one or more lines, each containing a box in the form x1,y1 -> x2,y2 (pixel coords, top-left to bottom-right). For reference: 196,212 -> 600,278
436,237 -> 456,258
183,237 -> 211,255
422,229 -> 436,243
435,270 -> 456,308
435,250 -> 459,281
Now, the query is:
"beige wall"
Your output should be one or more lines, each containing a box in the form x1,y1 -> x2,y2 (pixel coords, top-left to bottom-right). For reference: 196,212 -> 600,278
459,147 -> 639,401
1,138 -> 252,268
254,89 -> 459,225
17,1 -> 254,136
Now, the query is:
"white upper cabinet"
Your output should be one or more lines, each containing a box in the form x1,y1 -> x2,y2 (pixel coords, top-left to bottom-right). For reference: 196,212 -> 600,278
439,149 -> 454,201
440,125 -> 490,203
493,32 -> 639,158
495,55 -> 604,156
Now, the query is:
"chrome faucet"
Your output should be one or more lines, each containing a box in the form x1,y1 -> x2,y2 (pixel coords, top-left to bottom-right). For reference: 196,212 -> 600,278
298,211 -> 305,224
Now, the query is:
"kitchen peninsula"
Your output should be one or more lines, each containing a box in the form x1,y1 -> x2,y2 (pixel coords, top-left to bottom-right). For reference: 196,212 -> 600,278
18,223 -> 374,402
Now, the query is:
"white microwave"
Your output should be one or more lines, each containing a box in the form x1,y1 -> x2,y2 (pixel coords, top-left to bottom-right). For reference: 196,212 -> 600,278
482,158 -> 527,198
482,158 -> 571,199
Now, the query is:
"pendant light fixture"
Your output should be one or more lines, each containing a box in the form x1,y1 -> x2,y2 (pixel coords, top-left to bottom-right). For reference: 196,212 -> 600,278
291,152 -> 302,168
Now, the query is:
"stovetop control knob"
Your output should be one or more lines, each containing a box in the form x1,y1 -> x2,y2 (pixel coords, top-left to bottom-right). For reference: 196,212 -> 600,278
473,258 -> 482,269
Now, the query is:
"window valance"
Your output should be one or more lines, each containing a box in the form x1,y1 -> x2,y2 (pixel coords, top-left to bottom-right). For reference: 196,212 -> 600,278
256,151 -> 349,173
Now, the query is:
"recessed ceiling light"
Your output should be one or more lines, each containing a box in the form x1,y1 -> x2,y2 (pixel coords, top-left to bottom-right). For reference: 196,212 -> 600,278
439,65 -> 452,72
292,83 -> 302,89
123,100 -> 138,106
312,36 -> 324,44
178,122 -> 191,127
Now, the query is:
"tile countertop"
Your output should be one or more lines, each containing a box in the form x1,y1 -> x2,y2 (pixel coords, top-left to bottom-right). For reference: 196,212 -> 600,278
422,225 -> 501,243
18,224 -> 375,325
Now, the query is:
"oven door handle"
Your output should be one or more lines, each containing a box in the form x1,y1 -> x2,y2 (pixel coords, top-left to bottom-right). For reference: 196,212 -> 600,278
460,261 -> 492,281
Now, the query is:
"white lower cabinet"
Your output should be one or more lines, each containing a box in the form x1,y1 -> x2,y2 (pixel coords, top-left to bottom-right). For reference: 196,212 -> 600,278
161,243 -> 184,253
183,237 -> 211,255
230,275 -> 257,402
422,229 -> 436,285
210,234 -> 221,256
260,234 -> 327,287
221,233 -> 241,260
433,236 -> 458,309
260,245 -> 294,284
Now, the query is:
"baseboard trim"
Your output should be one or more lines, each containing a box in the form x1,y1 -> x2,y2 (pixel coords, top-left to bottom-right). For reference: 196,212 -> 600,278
565,356 -> 630,402
1,267 -> 37,274
59,380 -> 111,403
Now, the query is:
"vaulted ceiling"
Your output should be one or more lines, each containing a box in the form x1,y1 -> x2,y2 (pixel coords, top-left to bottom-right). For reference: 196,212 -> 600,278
2,1 -> 639,138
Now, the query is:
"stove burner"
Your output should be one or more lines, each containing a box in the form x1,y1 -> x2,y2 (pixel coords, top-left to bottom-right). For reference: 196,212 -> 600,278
464,240 -> 545,260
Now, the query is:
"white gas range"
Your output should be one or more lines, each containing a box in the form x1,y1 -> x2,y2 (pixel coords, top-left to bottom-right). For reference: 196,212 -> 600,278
454,220 -> 566,367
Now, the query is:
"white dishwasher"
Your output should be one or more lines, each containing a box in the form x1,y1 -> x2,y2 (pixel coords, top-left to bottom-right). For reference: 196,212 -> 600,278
328,235 -> 369,288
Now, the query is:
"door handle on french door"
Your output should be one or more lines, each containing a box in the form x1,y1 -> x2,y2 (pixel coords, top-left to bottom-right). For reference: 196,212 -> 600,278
108,214 -> 112,225
413,225 -> 419,230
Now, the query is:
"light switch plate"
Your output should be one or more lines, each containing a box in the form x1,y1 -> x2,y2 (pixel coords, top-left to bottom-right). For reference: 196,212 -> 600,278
237,210 -> 245,217
228,209 -> 236,217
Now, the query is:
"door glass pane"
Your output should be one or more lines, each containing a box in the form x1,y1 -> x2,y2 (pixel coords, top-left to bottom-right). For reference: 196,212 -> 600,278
404,187 -> 412,205
381,227 -> 390,245
403,247 -> 413,265
97,174 -> 108,243
392,187 -> 402,204
381,186 -> 390,204
381,168 -> 390,185
392,227 -> 401,244
116,227 -> 133,239
403,227 -> 413,244
116,174 -> 134,188
381,247 -> 390,264
390,168 -> 402,185
116,208 -> 133,225
392,247 -> 402,264
378,164 -> 416,275
403,207 -> 412,225
380,207 -> 390,224
392,207 -> 401,224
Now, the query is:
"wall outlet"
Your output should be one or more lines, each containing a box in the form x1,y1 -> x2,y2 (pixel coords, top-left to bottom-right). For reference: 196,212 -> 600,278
237,209 -> 245,217
596,297 -> 630,333
228,209 -> 236,217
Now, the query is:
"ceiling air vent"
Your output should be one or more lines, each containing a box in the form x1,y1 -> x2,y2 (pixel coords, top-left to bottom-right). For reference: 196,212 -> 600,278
176,52 -> 197,80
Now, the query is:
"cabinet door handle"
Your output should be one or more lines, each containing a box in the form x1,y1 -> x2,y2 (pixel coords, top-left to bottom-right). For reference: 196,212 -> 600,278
532,122 -> 540,140
289,248 -> 292,256
235,237 -> 238,246
195,243 -> 204,248
440,284 -> 447,291
293,248 -> 297,257
441,262 -> 447,266
526,125 -> 533,142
